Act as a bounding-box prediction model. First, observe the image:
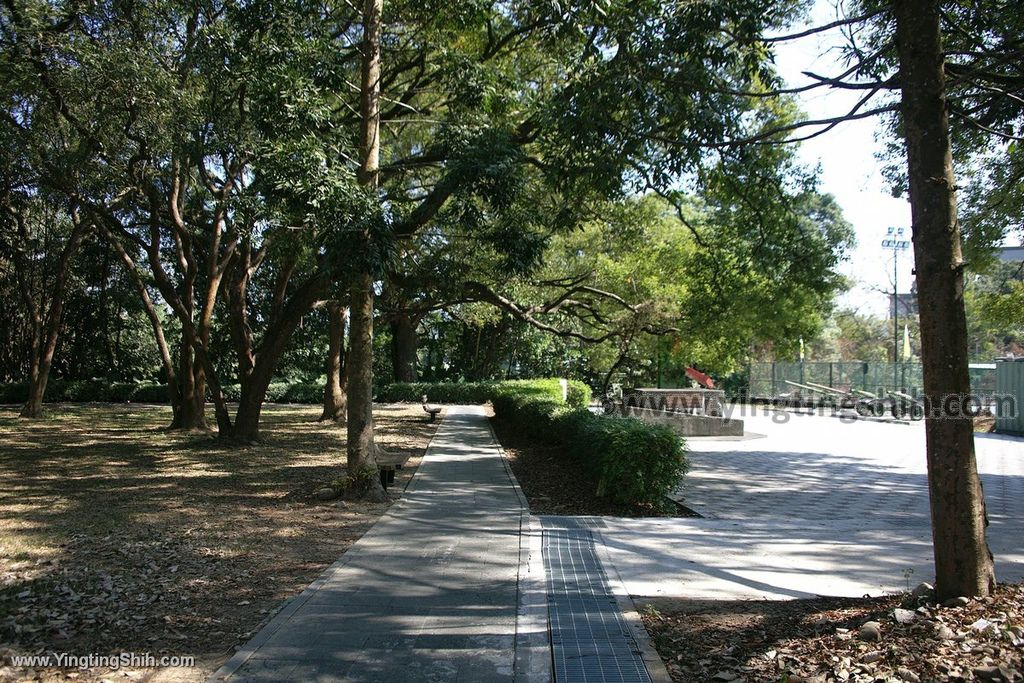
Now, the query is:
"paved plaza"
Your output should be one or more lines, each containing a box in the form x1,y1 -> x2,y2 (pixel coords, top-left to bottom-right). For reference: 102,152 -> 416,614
598,407 -> 1024,601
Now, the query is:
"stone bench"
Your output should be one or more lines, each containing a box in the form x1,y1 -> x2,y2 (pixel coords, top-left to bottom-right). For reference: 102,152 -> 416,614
376,450 -> 412,489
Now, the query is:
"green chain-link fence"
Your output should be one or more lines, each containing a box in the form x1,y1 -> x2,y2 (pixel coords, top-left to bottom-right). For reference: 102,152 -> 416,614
748,361 -> 995,399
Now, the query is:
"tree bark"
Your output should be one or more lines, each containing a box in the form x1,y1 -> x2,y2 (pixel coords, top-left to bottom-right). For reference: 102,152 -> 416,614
390,313 -> 418,383
216,230 -> 327,441
232,363 -> 273,444
13,208 -> 90,418
321,301 -> 349,422
894,0 -> 995,599
345,0 -> 386,501
170,331 -> 208,430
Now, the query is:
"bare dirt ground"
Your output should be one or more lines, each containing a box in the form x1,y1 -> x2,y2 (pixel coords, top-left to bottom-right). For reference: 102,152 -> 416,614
0,403 -> 440,682
640,584 -> 1023,683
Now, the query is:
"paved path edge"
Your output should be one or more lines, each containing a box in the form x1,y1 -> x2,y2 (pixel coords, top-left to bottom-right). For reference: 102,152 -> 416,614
485,417 -> 553,683
591,528 -> 674,683
206,411 -> 452,683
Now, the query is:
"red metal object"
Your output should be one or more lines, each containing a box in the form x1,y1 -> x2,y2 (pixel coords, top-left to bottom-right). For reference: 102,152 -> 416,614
684,367 -> 715,389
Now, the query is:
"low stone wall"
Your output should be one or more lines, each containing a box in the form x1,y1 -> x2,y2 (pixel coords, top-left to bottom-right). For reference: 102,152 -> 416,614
618,404 -> 744,437
624,388 -> 726,417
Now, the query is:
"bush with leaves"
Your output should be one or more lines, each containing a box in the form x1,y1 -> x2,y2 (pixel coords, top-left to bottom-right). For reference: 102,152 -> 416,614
377,382 -> 498,404
492,381 -> 686,507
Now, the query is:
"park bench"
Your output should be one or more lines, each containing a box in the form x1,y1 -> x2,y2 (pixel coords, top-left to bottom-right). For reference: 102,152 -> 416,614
421,395 -> 442,423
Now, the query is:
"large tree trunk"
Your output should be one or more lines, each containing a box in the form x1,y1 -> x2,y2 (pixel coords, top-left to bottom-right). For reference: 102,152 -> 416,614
345,0 -> 386,501
894,0 -> 995,599
221,241 -> 327,442
20,323 -> 43,418
347,274 -> 382,498
390,313 -> 418,383
321,301 -> 349,422
232,364 -> 273,444
21,306 -> 64,418
170,336 -> 208,430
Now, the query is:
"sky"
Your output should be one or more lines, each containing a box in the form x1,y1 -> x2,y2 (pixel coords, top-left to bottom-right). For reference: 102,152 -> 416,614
772,2 -> 916,317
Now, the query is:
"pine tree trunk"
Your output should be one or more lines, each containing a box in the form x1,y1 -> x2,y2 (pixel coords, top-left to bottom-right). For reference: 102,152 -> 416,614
893,0 -> 995,599
347,274 -> 384,501
390,313 -> 418,383
345,0 -> 386,502
321,301 -> 349,422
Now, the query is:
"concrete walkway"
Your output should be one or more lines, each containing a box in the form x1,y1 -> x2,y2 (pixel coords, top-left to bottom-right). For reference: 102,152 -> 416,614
211,406 -> 525,682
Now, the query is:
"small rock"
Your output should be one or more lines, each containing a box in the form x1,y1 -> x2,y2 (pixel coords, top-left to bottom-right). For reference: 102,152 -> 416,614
911,582 -> 936,601
861,650 -> 884,664
971,618 -> 996,634
943,596 -> 970,608
935,625 -> 955,640
858,621 -> 883,642
313,486 -> 339,501
893,608 -> 917,624
972,665 -> 1015,682
711,671 -> 738,682
897,668 -> 921,682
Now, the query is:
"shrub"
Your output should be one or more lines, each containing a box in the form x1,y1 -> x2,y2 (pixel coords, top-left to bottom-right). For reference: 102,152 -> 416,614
0,382 -> 28,404
566,380 -> 592,409
281,382 -> 322,404
376,382 -> 497,404
108,382 -> 139,402
264,382 -> 290,403
491,383 -> 687,508
562,412 -> 687,506
56,379 -> 112,402
133,383 -> 171,403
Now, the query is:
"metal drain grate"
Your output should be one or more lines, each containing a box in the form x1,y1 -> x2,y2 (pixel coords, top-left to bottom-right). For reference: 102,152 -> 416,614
542,524 -> 652,683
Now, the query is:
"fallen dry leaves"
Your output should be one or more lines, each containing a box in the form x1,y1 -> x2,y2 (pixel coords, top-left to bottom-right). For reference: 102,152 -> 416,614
0,403 -> 439,682
641,583 -> 1024,683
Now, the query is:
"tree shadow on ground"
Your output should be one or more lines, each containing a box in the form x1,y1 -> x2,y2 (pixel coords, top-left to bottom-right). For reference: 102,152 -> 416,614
0,403 -> 439,677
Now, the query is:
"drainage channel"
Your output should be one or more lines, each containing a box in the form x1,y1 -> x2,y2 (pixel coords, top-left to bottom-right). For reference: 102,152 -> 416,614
541,519 -> 652,683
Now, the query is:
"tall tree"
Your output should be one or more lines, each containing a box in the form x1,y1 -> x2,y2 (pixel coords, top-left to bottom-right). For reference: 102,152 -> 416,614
346,0 -> 386,500
893,0 -> 994,597
0,198 -> 90,417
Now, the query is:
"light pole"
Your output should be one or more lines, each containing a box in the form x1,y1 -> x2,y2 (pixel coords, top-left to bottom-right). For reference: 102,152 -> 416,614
882,227 -> 911,390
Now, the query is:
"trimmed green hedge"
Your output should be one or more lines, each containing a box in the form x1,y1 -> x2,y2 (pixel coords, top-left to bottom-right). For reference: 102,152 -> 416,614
0,378 -> 593,408
375,379 -> 592,408
492,380 -> 686,507
377,382 -> 498,404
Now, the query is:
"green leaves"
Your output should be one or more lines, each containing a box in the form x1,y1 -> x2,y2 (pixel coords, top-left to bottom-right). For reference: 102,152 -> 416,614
492,379 -> 687,508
